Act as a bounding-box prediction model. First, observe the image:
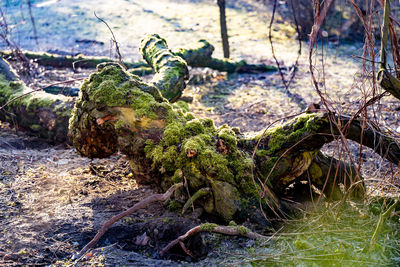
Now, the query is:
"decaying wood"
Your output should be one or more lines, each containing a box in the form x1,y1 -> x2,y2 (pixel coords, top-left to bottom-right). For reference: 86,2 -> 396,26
68,34 -> 400,224
74,183 -> 182,260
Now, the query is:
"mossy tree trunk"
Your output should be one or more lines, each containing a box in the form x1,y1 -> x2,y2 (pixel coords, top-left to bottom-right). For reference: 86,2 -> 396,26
0,58 -> 74,142
69,34 -> 400,222
1,39 -> 277,74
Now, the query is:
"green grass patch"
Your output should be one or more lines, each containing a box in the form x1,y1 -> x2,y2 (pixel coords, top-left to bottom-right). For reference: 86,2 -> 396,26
233,200 -> 400,266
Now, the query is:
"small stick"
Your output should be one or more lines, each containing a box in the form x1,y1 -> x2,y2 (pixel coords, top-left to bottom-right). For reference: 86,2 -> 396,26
160,223 -> 266,256
94,12 -> 126,70
73,183 -> 183,259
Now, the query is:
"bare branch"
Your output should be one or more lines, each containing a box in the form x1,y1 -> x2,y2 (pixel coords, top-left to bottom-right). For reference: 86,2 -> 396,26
94,12 -> 126,69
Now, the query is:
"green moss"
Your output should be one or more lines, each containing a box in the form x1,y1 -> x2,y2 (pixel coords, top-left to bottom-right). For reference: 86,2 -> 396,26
162,122 -> 186,146
172,100 -> 190,112
168,200 -> 183,211
182,187 -> 211,213
137,86 -> 254,219
197,149 -> 234,183
309,162 -> 323,182
217,126 -> 238,150
71,40 -> 326,222
161,146 -> 179,172
228,221 -> 237,226
182,135 -> 206,155
29,124 -> 41,131
211,180 -> 240,221
79,64 -> 164,120
186,118 -> 205,134
139,34 -> 188,102
257,113 -> 321,156
237,225 -> 250,235
171,169 -> 183,183
23,95 -> 54,111
93,80 -> 126,106
200,223 -> 218,232
0,74 -> 23,105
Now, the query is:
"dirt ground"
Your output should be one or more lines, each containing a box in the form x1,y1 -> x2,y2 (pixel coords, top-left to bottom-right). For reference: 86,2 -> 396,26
1,0 -> 400,266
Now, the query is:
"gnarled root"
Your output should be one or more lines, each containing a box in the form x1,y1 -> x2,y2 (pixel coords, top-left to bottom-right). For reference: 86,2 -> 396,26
73,183 -> 182,260
160,223 -> 266,257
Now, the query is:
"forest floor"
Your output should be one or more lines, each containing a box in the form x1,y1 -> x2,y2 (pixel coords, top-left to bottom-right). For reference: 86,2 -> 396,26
1,0 -> 400,266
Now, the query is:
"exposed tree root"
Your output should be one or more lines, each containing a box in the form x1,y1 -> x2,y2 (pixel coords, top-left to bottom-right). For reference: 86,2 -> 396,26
160,223 -> 266,257
73,183 -> 183,260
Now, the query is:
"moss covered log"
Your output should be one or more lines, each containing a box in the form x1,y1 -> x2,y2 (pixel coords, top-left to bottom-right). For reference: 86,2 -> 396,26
1,39 -> 277,74
69,34 -> 400,222
0,58 -> 74,142
0,50 -> 149,70
174,39 -> 277,73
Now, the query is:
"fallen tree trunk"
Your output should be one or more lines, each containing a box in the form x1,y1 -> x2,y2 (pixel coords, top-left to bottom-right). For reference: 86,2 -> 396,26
68,34 -> 400,222
1,34 -> 399,222
1,39 -> 277,74
0,50 -> 148,69
0,58 -> 74,142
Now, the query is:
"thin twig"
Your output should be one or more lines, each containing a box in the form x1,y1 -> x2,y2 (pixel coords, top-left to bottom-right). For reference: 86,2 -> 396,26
94,12 -> 126,69
267,0 -> 305,109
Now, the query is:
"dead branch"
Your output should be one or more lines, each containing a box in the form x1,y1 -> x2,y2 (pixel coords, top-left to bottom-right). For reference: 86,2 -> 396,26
73,183 -> 183,260
160,223 -> 266,257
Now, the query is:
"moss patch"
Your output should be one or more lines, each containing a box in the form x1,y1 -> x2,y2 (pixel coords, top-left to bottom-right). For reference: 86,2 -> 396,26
200,223 -> 218,232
